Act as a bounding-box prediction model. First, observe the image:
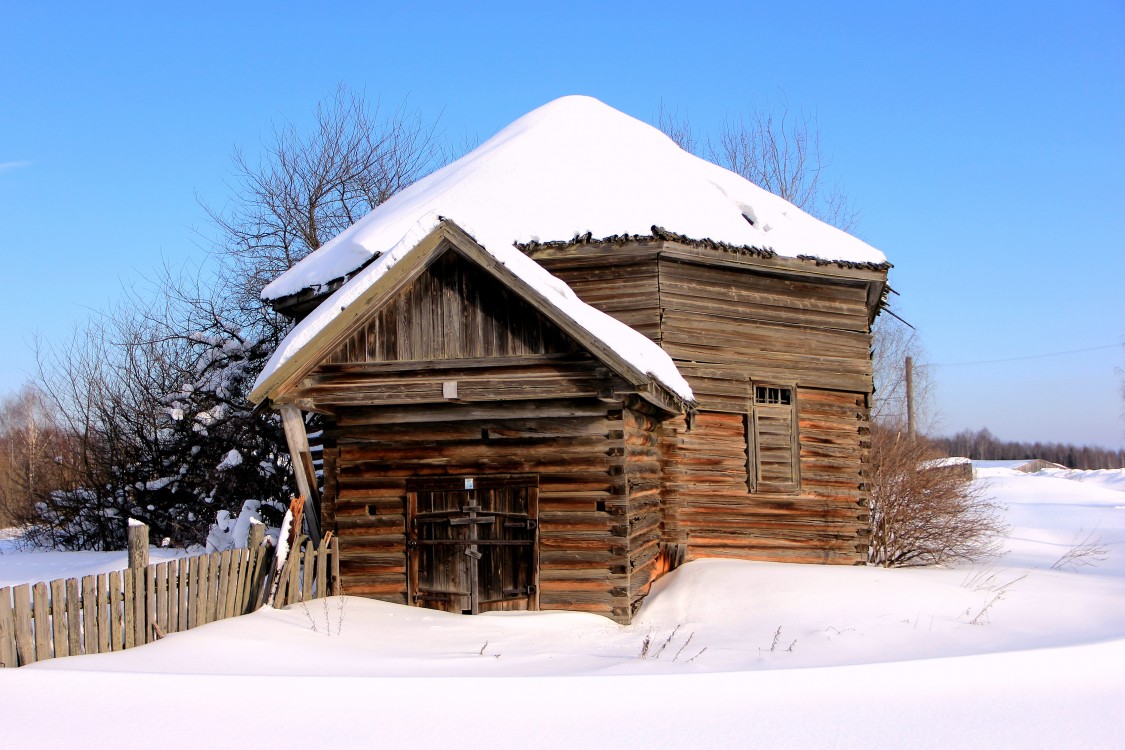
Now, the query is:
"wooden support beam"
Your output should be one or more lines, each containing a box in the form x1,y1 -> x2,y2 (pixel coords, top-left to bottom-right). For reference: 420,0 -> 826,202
279,404 -> 322,542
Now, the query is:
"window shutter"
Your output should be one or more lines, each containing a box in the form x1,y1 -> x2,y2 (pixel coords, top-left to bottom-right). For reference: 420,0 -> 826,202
750,385 -> 800,492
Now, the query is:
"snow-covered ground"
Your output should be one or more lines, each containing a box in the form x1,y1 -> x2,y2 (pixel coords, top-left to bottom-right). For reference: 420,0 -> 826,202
2,467 -> 1123,748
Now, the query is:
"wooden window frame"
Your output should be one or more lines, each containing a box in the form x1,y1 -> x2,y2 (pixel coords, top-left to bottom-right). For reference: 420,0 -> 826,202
746,383 -> 801,494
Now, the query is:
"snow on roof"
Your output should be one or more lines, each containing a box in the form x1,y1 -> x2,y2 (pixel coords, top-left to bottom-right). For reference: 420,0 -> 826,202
252,216 -> 696,404
262,95 -> 885,302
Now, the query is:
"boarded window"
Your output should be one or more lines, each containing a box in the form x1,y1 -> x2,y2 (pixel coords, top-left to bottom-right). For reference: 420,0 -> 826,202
747,384 -> 800,492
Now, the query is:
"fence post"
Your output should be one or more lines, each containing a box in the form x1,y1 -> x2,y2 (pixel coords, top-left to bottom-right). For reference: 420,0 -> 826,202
127,520 -> 149,646
246,521 -> 270,614
0,587 -> 17,668
248,520 -> 265,550
127,520 -> 149,571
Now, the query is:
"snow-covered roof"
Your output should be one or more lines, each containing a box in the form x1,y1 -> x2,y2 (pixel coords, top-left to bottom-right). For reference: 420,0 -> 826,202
250,219 -> 695,406
262,95 -> 886,302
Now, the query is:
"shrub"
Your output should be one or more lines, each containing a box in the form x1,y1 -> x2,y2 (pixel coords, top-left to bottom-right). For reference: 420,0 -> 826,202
867,425 -> 1005,567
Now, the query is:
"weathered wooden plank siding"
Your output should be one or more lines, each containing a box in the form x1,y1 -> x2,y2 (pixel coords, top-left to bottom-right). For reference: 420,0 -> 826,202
659,258 -> 870,326
540,248 -> 875,398
296,355 -> 623,406
657,257 -> 872,395
325,398 -> 636,621
662,324 -> 872,394
662,388 -> 869,564
661,411 -> 749,558
539,246 -> 875,566
328,250 -> 577,365
535,259 -> 662,343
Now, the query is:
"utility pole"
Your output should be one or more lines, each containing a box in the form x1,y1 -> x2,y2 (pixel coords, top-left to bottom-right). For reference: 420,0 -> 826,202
905,355 -> 915,439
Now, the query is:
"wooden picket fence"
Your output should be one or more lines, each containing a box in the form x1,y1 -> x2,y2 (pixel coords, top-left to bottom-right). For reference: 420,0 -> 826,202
0,524 -> 340,668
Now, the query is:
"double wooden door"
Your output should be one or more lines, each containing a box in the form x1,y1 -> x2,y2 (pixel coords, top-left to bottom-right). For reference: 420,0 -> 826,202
407,476 -> 539,614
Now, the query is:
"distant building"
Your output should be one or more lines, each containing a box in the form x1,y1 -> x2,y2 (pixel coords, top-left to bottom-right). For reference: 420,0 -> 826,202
921,456 -> 974,481
972,459 -> 1067,474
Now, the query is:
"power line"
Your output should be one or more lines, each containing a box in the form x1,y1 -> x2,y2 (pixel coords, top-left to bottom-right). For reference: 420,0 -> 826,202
934,343 -> 1122,367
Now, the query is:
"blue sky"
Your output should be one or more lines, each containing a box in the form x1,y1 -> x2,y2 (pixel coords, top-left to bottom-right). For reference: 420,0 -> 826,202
2,1 -> 1122,448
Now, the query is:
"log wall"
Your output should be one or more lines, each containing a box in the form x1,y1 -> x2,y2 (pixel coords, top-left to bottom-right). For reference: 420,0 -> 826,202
623,405 -> 664,615
537,243 -> 880,565
294,354 -> 623,407
661,389 -> 869,564
322,398 -> 643,622
535,245 -> 662,343
657,257 -> 873,395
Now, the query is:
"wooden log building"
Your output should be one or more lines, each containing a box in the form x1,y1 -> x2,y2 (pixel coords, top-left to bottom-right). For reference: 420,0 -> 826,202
249,97 -> 890,623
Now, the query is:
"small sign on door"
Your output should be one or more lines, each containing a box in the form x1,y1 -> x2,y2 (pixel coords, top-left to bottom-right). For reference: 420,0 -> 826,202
464,477 -> 475,490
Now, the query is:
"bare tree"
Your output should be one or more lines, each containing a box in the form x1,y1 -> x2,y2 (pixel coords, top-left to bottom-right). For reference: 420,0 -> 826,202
933,428 -> 1124,469
196,87 -> 447,539
870,315 -> 936,429
204,85 -> 443,315
866,311 -> 1006,565
18,87 -> 445,549
29,279 -> 295,550
713,106 -> 859,232
0,385 -> 76,527
867,425 -> 1006,567
656,101 -> 700,155
657,99 -> 859,232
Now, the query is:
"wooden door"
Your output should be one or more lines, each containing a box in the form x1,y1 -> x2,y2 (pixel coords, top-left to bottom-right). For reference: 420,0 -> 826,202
407,476 -> 539,614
